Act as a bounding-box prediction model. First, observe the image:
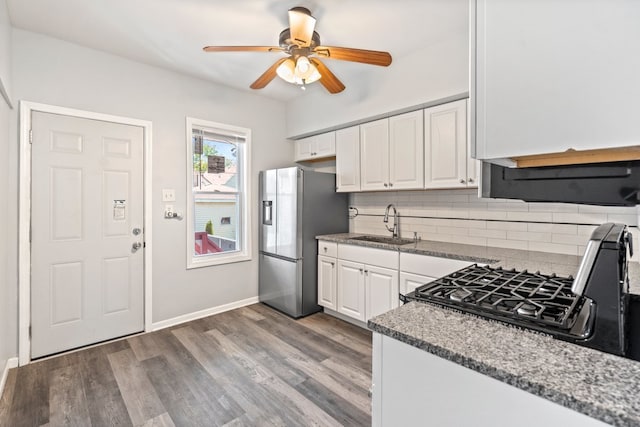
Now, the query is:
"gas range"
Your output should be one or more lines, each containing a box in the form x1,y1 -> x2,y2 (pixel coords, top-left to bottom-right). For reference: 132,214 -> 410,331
404,264 -> 592,340
403,223 -> 636,359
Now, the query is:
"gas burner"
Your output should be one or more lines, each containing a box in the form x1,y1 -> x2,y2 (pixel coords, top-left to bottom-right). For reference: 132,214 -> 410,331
449,289 -> 468,302
516,303 -> 538,317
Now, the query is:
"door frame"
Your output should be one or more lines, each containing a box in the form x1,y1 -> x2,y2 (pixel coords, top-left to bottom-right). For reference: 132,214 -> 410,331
18,101 -> 153,366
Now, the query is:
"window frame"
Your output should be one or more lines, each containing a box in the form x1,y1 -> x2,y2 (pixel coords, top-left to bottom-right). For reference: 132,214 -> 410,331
185,117 -> 252,268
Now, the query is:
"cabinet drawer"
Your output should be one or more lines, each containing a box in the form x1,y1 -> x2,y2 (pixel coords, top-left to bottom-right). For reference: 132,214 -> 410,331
400,253 -> 472,278
338,244 -> 398,270
318,241 -> 338,258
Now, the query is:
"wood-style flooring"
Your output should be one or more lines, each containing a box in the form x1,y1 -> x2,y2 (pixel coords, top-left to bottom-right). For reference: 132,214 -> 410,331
0,304 -> 372,426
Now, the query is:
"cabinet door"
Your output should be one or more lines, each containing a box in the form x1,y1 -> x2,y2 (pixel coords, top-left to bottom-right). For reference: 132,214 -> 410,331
336,126 -> 361,192
389,110 -> 424,190
399,272 -> 435,296
366,264 -> 399,321
360,119 -> 390,191
314,132 -> 336,158
318,255 -> 337,310
424,100 -> 468,189
294,136 -> 314,161
336,259 -> 366,322
473,0 -> 640,160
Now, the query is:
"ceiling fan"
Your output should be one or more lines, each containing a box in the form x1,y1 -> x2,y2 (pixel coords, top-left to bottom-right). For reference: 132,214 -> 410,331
203,6 -> 392,94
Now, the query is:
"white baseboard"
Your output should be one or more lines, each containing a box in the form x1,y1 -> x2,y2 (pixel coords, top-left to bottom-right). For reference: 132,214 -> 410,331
151,296 -> 260,331
0,357 -> 19,400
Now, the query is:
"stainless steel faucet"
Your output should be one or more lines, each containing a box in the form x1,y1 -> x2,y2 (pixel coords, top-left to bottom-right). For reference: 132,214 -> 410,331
383,204 -> 399,238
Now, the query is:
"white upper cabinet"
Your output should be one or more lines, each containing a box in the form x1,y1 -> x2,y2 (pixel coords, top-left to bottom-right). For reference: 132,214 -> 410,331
424,99 -> 477,189
336,126 -> 361,192
389,111 -> 424,190
472,0 -> 640,162
294,132 -> 336,162
361,114 -> 424,191
360,119 -> 390,191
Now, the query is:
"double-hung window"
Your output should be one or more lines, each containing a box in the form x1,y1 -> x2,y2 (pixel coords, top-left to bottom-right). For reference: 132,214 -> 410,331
186,117 -> 251,268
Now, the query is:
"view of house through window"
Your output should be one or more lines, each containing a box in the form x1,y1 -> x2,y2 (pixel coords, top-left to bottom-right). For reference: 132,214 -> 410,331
187,118 -> 251,268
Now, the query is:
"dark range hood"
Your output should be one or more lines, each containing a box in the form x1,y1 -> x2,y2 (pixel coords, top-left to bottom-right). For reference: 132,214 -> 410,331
481,161 -> 640,206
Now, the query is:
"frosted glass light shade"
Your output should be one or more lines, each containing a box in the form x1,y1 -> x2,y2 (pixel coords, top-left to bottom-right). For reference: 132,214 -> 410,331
276,56 -> 322,85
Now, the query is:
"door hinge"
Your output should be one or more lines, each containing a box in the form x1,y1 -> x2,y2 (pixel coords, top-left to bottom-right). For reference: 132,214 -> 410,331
28,325 -> 31,339
143,242 -> 146,248
29,129 -> 33,144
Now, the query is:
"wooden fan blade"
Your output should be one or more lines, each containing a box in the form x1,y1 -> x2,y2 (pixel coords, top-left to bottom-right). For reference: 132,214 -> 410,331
203,46 -> 283,53
314,46 -> 392,66
250,58 -> 288,89
309,58 -> 345,94
288,7 -> 316,47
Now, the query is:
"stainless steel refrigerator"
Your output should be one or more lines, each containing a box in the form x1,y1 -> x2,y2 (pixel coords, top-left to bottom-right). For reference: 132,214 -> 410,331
259,167 -> 348,318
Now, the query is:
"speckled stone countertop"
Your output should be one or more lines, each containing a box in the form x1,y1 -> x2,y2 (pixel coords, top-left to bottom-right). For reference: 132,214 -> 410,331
368,302 -> 640,427
316,233 -> 640,294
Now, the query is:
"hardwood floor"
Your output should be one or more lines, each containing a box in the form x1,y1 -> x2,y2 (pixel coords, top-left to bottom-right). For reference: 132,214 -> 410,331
0,304 -> 372,427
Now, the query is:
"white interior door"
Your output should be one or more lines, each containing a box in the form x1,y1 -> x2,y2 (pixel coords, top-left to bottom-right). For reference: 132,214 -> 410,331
30,111 -> 144,358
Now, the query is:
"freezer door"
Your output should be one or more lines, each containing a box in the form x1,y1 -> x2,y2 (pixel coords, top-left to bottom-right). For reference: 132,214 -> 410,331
259,169 -> 277,254
259,253 -> 302,317
276,167 -> 302,259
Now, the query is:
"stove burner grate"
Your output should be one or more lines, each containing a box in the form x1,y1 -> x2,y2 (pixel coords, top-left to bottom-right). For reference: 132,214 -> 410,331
412,264 -> 584,331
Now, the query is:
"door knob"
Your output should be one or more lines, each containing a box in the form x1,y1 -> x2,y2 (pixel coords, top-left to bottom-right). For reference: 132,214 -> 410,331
132,242 -> 142,252
132,228 -> 141,235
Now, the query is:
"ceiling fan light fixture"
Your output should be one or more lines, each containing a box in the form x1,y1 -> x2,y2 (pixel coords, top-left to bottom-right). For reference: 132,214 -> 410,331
276,58 -> 297,83
276,56 -> 321,86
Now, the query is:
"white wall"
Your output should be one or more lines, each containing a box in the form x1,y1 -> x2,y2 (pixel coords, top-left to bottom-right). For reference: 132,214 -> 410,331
0,0 -> 13,369
285,31 -> 469,138
10,29 -> 292,328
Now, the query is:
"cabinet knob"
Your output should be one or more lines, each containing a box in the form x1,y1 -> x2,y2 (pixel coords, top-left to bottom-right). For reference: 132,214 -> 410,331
331,262 -> 335,267
359,268 -> 364,273
468,178 -> 474,183
383,183 -> 388,187
460,179 -> 466,184
389,183 -> 393,187
323,247 -> 327,252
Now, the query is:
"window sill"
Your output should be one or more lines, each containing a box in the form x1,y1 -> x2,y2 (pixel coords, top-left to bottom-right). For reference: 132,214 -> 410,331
187,252 -> 252,269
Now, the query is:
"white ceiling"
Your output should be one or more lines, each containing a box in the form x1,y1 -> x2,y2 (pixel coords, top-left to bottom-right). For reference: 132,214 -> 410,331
6,0 -> 468,101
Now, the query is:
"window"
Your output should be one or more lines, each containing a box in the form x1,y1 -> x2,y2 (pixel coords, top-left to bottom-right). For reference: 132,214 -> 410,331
186,117 -> 251,268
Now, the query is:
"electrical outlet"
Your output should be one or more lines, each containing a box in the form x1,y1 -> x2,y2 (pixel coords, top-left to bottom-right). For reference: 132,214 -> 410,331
162,189 -> 176,202
164,205 -> 174,218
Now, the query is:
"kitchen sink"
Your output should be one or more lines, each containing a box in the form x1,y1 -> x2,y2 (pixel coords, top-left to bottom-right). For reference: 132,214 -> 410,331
349,235 -> 415,245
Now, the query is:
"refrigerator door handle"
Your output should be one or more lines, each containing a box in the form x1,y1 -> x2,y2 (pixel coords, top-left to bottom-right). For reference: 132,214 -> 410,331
262,200 -> 273,225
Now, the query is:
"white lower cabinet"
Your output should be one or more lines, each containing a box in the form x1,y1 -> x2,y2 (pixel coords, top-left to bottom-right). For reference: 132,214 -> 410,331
372,333 -> 609,427
336,259 -> 367,321
365,265 -> 399,320
318,242 -> 400,322
399,271 -> 435,296
317,255 -> 337,311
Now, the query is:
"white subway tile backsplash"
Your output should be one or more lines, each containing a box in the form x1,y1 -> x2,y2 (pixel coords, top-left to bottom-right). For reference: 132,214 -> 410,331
606,214 -> 638,226
507,231 -> 552,243
506,211 -> 554,223
486,221 -> 527,231
349,190 -> 638,258
487,239 -> 528,250
469,228 -> 507,239
552,212 -> 608,225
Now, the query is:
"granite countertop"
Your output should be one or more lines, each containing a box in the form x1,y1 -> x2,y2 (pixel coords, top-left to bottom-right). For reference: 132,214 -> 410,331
368,302 -> 640,427
316,233 -> 640,294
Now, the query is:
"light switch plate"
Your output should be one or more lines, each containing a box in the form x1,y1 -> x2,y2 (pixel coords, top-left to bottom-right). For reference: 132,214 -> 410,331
162,188 -> 175,202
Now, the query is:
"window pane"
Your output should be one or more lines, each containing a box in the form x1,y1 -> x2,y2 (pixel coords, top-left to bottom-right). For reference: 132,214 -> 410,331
193,194 -> 239,256
193,136 -> 238,192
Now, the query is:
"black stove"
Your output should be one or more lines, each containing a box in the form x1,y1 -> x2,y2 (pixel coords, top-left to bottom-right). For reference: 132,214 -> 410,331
404,223 -> 637,359
405,264 -> 592,339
